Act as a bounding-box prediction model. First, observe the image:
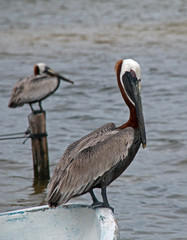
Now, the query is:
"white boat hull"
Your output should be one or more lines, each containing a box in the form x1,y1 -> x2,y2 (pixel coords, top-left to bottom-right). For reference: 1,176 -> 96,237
0,204 -> 119,240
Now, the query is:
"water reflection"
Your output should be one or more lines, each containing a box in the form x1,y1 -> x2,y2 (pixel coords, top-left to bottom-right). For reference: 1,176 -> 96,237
32,178 -> 49,196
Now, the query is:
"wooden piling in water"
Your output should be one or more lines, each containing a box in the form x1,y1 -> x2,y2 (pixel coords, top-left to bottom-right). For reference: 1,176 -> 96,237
28,111 -> 50,180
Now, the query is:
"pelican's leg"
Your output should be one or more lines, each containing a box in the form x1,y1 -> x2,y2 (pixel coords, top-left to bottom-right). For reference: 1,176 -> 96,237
90,189 -> 102,206
39,101 -> 43,112
101,187 -> 114,212
29,103 -> 35,113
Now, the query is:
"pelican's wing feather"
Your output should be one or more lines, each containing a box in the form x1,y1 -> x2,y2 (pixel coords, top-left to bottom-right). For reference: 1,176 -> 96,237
8,74 -> 58,107
47,126 -> 134,206
49,123 -> 117,177
63,122 -> 117,159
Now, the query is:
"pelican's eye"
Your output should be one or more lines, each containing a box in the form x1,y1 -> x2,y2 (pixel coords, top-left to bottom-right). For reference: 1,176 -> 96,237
129,70 -> 141,92
130,69 -> 136,78
129,70 -> 138,86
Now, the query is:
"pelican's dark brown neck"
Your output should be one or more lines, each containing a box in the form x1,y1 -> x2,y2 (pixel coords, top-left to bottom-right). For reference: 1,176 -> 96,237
118,106 -> 138,129
115,60 -> 138,130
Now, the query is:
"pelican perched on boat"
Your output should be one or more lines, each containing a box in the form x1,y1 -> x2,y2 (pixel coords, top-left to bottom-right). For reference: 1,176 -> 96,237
47,59 -> 146,211
8,63 -> 74,112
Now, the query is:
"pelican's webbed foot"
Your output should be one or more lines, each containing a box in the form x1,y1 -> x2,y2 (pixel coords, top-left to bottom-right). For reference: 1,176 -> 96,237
89,188 -> 114,212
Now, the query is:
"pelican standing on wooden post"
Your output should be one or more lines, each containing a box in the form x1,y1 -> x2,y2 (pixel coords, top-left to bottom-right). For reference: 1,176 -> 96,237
47,59 -> 146,211
8,63 -> 74,113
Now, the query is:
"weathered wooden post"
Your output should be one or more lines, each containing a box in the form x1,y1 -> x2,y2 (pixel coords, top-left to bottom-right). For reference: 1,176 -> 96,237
28,111 -> 50,180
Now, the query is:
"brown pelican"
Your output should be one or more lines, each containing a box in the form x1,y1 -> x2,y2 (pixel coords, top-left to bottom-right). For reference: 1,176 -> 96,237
8,63 -> 74,112
47,59 -> 146,211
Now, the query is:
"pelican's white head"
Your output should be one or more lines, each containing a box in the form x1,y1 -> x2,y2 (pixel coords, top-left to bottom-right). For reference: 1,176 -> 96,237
120,59 -> 141,81
117,59 -> 142,102
34,63 -> 47,75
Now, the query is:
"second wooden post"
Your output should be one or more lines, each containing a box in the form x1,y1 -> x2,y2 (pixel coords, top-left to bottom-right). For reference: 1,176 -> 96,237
28,111 -> 50,180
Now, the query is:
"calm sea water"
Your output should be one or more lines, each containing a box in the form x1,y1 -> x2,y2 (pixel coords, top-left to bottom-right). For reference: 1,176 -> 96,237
0,0 -> 187,239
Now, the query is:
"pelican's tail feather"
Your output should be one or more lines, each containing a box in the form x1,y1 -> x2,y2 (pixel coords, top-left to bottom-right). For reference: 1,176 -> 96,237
8,100 -> 23,108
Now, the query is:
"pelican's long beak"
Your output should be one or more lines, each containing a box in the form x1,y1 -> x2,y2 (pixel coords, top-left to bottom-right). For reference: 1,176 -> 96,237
123,71 -> 146,148
45,67 -> 74,84
58,74 -> 74,84
134,89 -> 146,148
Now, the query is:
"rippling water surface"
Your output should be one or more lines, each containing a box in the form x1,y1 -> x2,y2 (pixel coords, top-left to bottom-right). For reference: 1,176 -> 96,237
0,0 -> 187,239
